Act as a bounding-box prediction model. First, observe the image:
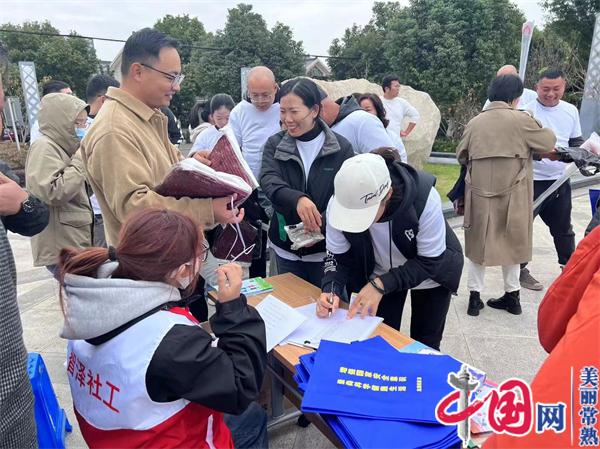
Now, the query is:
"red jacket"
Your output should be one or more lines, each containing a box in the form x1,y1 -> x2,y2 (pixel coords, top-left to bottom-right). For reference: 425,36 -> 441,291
484,226 -> 600,448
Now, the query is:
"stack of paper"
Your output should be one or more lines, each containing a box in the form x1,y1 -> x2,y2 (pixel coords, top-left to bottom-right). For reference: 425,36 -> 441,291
254,295 -> 306,352
282,303 -> 382,349
295,337 -> 464,448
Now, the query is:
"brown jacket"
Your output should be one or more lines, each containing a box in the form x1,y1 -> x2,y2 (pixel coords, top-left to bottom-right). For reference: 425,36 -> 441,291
80,87 -> 214,245
26,93 -> 93,266
457,102 -> 556,266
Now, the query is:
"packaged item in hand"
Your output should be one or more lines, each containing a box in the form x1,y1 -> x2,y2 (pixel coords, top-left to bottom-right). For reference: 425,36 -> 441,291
284,222 -> 324,250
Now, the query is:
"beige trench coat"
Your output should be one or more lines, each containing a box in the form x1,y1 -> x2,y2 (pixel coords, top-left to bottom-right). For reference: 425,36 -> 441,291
456,102 -> 556,266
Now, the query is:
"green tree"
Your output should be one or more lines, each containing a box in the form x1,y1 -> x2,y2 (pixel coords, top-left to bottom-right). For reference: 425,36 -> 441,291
398,1 -> 521,104
154,14 -> 209,64
329,2 -> 401,81
194,4 -> 305,101
541,0 -> 600,64
0,21 -> 100,99
329,0 -> 524,136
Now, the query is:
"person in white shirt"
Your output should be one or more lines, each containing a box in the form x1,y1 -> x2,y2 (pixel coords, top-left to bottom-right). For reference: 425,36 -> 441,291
228,67 -> 282,278
519,69 -> 584,290
357,93 -> 408,163
483,65 -> 537,110
317,150 -> 463,351
319,90 -> 395,154
30,80 -> 72,143
189,94 -> 235,160
228,67 -> 281,180
380,75 -> 420,138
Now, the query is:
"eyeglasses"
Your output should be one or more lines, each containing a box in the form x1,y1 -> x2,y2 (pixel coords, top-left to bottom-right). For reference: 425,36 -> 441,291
249,92 -> 274,101
140,63 -> 185,88
201,238 -> 209,262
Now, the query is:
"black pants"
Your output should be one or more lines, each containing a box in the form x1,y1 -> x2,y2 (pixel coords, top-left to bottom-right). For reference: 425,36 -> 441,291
376,285 -> 452,351
249,228 -> 268,278
523,179 -> 575,268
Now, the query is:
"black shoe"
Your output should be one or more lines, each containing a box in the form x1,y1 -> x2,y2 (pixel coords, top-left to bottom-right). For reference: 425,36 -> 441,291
467,291 -> 484,316
486,290 -> 522,315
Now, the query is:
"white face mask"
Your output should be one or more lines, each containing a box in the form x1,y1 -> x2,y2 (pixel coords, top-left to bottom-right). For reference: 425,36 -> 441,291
176,273 -> 194,290
171,258 -> 200,290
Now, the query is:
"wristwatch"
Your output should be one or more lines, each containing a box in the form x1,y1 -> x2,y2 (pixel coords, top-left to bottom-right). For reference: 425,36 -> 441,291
20,197 -> 35,213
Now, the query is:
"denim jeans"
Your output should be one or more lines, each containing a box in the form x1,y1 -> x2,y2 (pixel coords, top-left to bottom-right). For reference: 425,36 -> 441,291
224,402 -> 268,449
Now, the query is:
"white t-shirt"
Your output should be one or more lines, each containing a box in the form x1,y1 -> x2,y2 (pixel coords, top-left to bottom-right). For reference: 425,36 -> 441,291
297,131 -> 326,186
483,88 -> 537,110
90,194 -> 102,215
380,97 -> 420,137
228,101 -> 281,178
269,131 -> 327,263
189,126 -> 223,155
326,189 -> 445,290
522,99 -> 582,180
332,109 -> 394,155
387,128 -> 408,163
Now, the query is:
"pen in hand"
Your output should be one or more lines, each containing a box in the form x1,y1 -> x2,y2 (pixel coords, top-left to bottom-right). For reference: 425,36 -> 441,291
328,282 -> 335,318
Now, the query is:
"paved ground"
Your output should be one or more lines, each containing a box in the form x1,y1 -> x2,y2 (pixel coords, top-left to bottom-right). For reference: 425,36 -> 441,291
11,186 -> 597,448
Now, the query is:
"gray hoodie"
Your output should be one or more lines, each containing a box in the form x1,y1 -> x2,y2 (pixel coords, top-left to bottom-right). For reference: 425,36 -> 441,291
60,262 -> 181,340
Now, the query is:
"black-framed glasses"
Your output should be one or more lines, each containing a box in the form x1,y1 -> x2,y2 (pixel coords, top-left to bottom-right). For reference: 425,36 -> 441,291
201,238 -> 210,262
140,63 -> 185,87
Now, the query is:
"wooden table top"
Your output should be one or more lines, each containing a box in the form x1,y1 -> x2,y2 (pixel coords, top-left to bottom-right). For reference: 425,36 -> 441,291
245,273 -> 413,372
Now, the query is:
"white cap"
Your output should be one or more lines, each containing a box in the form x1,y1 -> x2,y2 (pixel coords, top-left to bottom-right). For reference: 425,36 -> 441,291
328,154 -> 391,233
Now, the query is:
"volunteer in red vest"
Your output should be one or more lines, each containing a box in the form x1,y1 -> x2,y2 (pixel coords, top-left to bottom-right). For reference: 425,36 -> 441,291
58,208 -> 267,449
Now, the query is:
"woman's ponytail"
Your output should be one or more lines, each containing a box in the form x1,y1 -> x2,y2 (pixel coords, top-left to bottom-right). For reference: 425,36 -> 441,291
58,246 -> 114,313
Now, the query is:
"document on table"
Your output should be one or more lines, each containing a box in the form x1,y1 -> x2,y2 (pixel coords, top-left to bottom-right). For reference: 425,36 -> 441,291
254,295 -> 307,352
283,303 -> 383,348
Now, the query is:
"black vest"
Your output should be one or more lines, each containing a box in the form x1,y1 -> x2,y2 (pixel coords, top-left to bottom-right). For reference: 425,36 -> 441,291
343,171 -> 463,294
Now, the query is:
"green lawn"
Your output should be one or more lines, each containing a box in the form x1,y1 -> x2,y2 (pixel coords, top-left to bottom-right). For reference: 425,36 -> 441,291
423,163 -> 460,201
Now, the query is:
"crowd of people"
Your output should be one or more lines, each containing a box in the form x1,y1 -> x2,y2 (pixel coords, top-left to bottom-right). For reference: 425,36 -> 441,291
0,25 -> 594,449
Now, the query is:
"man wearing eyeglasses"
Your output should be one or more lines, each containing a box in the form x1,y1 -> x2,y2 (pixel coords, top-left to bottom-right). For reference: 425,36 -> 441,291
81,28 -> 243,246
229,66 -> 281,181
227,66 -> 281,278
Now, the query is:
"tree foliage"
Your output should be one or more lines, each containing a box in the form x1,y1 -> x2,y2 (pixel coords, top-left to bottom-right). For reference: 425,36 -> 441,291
152,5 -> 305,127
330,0 -> 524,112
541,0 -> 600,64
193,4 -> 305,102
154,14 -> 209,64
0,21 -> 100,99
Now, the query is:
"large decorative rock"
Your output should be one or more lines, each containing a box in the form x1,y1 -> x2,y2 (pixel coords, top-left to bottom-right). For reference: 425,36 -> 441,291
309,78 -> 441,169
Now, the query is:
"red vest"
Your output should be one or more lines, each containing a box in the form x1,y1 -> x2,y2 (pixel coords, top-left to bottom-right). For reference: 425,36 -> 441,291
67,309 -> 234,449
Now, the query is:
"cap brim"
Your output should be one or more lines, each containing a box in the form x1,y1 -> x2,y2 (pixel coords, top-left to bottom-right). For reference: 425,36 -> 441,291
328,194 -> 380,233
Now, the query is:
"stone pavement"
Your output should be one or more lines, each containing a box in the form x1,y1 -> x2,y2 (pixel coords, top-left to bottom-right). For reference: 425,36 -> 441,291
10,187 -> 598,448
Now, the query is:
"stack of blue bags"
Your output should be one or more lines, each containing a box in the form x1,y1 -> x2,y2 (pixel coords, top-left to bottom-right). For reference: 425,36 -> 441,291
295,337 -> 464,448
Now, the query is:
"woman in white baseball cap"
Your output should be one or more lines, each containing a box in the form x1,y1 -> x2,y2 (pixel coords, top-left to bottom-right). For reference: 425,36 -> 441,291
318,149 -> 463,350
